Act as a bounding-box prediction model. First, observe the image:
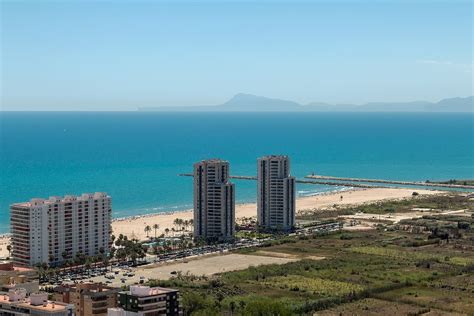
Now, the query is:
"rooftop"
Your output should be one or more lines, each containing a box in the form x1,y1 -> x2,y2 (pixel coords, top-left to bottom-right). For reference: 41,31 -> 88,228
54,282 -> 118,294
196,158 -> 229,164
0,262 -> 35,273
0,291 -> 70,312
259,155 -> 289,160
122,285 -> 177,297
10,192 -> 110,208
16,300 -> 69,312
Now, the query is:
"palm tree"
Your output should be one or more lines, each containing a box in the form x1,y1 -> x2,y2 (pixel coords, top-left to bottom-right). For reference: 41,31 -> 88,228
6,244 -> 11,258
46,267 -> 55,280
116,248 -> 127,262
74,251 -> 84,265
173,218 -> 180,231
85,257 -> 92,270
115,234 -> 123,247
110,245 -> 116,257
99,247 -> 106,267
103,256 -> 110,271
48,254 -> 55,267
179,235 -> 186,250
152,244 -> 159,256
142,244 -> 149,255
61,250 -> 69,262
144,225 -> 151,238
153,224 -> 159,239
37,265 -> 46,282
164,228 -> 170,237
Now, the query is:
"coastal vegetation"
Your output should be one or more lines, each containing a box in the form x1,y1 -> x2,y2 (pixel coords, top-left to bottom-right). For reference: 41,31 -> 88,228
146,194 -> 474,315
33,193 -> 473,314
297,193 -> 473,222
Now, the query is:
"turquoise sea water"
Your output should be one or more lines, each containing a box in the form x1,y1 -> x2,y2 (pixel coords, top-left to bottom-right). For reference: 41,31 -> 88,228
0,112 -> 473,233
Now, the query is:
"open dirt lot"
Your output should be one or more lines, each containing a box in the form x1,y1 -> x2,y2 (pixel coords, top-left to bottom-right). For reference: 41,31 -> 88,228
90,253 -> 297,287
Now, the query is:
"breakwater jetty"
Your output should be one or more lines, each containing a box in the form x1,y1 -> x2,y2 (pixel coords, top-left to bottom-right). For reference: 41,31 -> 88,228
305,175 -> 474,190
179,173 -> 474,192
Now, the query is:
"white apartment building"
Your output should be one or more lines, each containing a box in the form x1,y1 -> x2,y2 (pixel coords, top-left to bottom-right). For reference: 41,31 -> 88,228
193,159 -> 235,242
257,155 -> 296,231
10,193 -> 112,267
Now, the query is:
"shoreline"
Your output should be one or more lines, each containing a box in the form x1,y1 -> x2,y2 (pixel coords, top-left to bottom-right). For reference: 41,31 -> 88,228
110,187 -> 441,241
0,187 -> 443,258
0,188 -> 352,238
111,187 -> 360,223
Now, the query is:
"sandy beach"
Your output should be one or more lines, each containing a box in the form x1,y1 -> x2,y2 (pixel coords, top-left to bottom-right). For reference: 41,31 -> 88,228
111,187 -> 440,241
0,187 -> 441,258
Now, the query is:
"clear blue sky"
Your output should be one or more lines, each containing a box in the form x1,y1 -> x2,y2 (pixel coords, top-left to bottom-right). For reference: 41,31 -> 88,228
1,0 -> 472,111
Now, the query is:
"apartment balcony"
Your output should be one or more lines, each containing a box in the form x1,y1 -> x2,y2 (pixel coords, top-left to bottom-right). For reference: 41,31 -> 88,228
91,301 -> 109,309
138,300 -> 167,310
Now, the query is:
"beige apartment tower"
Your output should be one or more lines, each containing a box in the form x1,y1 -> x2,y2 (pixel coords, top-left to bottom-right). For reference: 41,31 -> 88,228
10,192 -> 112,267
257,155 -> 296,231
193,159 -> 235,242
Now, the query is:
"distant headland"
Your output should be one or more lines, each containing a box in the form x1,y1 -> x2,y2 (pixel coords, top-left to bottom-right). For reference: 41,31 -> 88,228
138,93 -> 473,112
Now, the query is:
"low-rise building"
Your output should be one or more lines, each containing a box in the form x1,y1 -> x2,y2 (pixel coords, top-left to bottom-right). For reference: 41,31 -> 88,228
53,283 -> 119,316
108,285 -> 181,316
0,261 -> 39,293
0,288 -> 74,315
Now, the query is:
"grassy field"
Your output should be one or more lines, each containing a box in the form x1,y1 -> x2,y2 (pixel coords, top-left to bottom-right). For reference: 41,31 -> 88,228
147,194 -> 474,315
375,286 -> 474,314
315,298 -> 466,316
349,246 -> 474,266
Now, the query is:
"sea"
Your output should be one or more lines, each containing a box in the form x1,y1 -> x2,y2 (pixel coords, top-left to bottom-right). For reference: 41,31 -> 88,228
0,112 -> 473,234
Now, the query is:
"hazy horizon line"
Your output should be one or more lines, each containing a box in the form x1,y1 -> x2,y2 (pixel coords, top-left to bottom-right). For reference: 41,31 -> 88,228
2,93 -> 473,112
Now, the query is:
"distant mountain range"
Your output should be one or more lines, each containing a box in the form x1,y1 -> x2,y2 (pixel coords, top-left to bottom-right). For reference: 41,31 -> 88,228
138,93 -> 473,112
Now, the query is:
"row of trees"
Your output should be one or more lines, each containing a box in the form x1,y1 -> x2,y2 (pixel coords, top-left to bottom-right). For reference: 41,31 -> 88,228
36,247 -> 110,281
143,218 -> 194,238
112,234 -> 147,264
149,236 -> 194,255
37,233 -> 148,277
35,218 -> 198,279
58,247 -> 108,267
144,224 -> 161,238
